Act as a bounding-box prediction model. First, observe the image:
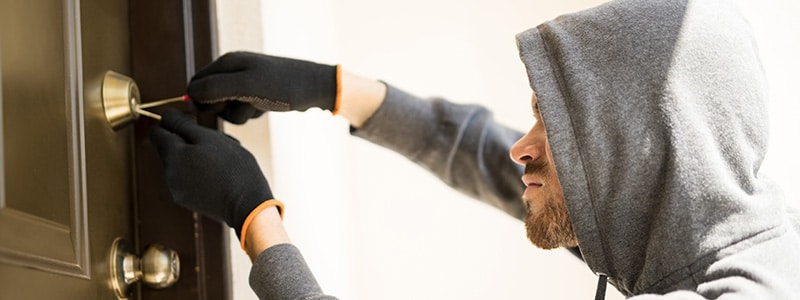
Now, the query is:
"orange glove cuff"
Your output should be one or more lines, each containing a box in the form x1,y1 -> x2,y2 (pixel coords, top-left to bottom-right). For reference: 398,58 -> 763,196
240,199 -> 284,251
332,65 -> 342,115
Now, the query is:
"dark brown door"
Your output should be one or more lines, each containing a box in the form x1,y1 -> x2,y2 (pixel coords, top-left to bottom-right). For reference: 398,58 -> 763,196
130,1 -> 232,299
0,0 -> 230,299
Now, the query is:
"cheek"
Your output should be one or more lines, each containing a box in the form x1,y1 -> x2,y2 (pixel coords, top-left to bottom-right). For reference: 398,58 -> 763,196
542,149 -> 566,199
546,164 -> 565,200
544,141 -> 561,179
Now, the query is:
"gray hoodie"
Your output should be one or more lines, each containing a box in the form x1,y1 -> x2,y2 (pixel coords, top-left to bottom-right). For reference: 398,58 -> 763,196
517,0 -> 800,297
249,0 -> 800,298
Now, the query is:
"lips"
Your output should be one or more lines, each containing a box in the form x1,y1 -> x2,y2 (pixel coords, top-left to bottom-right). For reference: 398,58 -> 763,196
521,175 -> 543,187
521,174 -> 543,212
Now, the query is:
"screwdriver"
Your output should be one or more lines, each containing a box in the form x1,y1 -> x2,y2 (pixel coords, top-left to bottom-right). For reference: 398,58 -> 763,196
135,95 -> 191,121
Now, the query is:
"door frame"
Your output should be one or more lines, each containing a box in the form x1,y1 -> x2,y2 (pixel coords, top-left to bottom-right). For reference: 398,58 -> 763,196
130,1 -> 231,299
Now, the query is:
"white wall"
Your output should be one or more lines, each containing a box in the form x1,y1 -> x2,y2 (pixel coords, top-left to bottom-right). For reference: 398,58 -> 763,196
737,0 -> 800,209
212,0 -> 273,298
217,1 -> 800,299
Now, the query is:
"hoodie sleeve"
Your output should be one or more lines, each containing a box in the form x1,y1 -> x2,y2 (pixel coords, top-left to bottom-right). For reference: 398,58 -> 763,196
352,84 -> 528,220
249,244 -> 339,300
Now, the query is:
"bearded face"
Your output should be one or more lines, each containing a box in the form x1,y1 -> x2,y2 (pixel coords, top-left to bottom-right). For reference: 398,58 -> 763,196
521,160 -> 577,249
510,93 -> 578,249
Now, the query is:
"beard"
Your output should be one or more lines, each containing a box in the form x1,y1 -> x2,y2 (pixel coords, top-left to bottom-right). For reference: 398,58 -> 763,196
523,161 -> 578,249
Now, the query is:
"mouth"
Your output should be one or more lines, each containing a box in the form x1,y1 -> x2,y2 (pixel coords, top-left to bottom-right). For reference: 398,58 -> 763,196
521,174 -> 543,208
521,175 -> 543,187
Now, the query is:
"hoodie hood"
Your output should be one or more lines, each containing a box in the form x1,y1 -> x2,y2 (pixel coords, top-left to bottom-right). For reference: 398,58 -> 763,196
516,0 -> 791,295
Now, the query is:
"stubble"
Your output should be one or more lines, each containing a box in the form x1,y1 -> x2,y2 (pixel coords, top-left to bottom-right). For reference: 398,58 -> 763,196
523,160 -> 578,249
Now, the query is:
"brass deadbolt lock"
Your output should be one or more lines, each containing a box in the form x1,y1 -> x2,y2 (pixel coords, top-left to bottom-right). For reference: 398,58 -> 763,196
100,70 -> 188,131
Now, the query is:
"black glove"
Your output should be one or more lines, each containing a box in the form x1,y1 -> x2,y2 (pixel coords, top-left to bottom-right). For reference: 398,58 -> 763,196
150,108 -> 272,237
188,51 -> 338,124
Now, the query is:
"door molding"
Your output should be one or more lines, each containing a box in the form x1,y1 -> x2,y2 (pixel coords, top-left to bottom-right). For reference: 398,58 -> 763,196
0,0 -> 89,279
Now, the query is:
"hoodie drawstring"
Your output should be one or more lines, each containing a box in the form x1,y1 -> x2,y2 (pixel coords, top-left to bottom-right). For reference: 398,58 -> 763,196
594,274 -> 608,300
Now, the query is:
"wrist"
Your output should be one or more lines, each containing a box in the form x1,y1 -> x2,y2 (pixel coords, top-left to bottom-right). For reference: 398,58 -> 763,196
335,68 -> 387,128
240,200 -> 290,261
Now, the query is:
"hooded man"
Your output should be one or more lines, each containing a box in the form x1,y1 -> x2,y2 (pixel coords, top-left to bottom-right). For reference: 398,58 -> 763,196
152,0 -> 800,298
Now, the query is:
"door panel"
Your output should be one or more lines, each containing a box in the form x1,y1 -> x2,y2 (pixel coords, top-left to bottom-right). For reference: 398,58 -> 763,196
1,0 -> 230,299
0,0 -> 134,298
0,0 -> 92,279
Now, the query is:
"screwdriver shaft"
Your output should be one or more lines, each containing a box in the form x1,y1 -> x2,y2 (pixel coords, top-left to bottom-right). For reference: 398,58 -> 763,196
138,95 -> 188,109
136,107 -> 162,120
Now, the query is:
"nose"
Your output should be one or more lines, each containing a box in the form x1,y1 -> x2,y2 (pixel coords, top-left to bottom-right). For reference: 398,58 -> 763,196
510,127 -> 545,165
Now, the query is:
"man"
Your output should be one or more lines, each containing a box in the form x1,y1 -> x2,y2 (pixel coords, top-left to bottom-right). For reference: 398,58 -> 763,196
151,0 -> 800,298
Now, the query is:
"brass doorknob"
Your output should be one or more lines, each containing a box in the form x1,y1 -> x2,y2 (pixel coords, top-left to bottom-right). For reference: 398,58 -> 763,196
110,239 -> 180,298
138,243 -> 180,288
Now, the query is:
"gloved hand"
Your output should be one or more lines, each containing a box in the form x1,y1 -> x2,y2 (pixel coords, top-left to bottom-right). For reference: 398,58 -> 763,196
188,51 -> 339,124
150,108 -> 272,237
